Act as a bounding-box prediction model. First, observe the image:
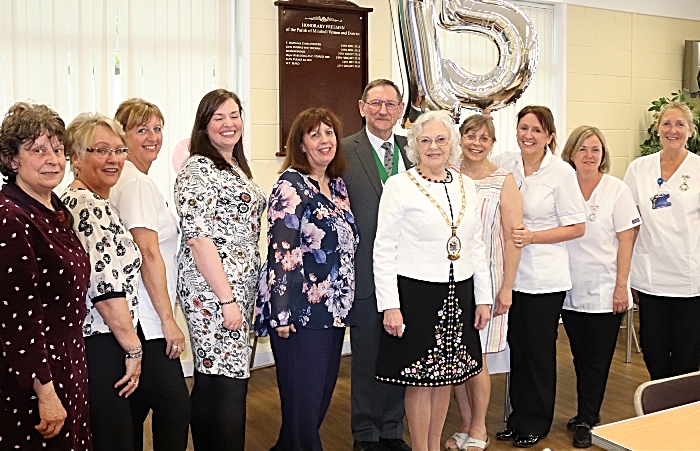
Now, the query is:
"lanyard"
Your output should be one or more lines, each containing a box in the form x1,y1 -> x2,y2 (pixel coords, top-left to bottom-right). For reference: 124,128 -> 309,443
372,142 -> 400,184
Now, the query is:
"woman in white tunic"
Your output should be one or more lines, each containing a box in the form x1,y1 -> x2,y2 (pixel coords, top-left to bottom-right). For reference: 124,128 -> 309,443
492,106 -> 586,448
623,101 -> 700,381
560,126 -> 641,448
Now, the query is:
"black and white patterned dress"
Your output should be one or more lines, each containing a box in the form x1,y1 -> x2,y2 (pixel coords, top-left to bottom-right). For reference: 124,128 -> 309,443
61,188 -> 141,335
175,156 -> 265,379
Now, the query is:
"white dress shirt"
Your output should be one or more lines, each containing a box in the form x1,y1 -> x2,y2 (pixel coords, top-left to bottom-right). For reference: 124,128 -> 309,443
373,168 -> 492,311
624,151 -> 700,297
564,174 -> 641,313
491,150 -> 586,293
366,127 -> 407,174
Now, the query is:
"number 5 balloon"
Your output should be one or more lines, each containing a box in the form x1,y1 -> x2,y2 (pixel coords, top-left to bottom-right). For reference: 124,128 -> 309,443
394,0 -> 538,121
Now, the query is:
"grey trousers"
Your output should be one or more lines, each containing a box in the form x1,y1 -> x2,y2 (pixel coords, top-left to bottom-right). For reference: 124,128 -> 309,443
350,293 -> 406,442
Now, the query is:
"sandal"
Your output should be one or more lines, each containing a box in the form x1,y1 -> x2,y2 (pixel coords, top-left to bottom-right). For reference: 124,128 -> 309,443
445,432 -> 470,450
464,437 -> 490,450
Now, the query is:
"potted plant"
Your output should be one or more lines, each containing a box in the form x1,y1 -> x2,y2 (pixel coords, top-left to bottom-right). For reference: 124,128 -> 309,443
640,91 -> 700,156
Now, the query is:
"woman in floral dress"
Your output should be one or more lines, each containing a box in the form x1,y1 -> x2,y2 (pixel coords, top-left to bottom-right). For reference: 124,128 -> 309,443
175,89 -> 265,451
255,108 -> 359,451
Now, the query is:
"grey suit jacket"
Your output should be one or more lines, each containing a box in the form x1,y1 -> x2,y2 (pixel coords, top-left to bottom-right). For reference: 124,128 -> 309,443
342,129 -> 410,300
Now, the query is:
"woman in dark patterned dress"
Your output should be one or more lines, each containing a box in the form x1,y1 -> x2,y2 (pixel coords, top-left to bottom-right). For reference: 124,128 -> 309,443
175,89 -> 265,451
62,113 -> 143,451
0,102 -> 92,450
255,108 -> 359,451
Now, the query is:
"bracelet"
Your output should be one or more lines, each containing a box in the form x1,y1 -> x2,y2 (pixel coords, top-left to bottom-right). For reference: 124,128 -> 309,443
220,299 -> 235,305
125,344 -> 142,354
126,350 -> 143,359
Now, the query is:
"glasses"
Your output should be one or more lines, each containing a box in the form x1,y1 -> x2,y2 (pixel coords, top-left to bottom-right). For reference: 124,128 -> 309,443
86,147 -> 128,159
417,136 -> 450,147
463,134 -> 493,144
364,99 -> 401,111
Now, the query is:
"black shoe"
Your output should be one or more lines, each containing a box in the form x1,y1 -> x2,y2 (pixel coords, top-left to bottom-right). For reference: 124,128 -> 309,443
353,441 -> 389,451
495,427 -> 518,441
513,434 -> 542,448
567,415 -> 601,431
379,438 -> 411,451
573,423 -> 593,448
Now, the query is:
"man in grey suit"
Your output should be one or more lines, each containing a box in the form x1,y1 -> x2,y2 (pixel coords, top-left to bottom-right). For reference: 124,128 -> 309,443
342,79 -> 412,451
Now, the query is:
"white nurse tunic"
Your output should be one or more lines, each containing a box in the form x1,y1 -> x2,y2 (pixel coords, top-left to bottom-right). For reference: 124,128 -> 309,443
492,150 -> 586,294
623,152 -> 700,297
564,174 -> 641,313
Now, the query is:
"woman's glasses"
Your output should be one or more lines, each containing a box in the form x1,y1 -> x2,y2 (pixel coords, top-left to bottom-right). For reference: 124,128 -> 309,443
86,147 -> 129,159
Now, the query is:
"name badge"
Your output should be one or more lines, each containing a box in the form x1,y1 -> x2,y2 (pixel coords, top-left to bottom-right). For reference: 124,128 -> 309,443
651,193 -> 671,209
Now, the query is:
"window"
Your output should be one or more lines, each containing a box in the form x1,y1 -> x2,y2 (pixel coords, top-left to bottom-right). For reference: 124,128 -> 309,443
0,0 -> 237,200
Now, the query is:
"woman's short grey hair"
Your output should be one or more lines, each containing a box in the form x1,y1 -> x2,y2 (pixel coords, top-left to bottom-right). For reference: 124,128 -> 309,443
405,110 -> 461,166
66,113 -> 126,171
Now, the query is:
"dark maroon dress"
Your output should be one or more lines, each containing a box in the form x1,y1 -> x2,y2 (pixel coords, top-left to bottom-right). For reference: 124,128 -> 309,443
0,184 -> 92,450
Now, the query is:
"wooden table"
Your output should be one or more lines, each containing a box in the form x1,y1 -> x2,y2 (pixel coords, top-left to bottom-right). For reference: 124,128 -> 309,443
592,401 -> 700,450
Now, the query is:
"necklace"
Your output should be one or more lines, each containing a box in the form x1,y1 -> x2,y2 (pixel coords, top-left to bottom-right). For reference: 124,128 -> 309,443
407,170 -> 466,260
416,166 -> 453,183
460,161 -> 493,180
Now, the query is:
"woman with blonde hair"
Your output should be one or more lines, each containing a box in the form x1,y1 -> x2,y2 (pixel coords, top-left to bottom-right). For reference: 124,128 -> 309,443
624,101 -> 700,381
561,126 -> 640,448
111,98 -> 191,451
62,113 -> 143,451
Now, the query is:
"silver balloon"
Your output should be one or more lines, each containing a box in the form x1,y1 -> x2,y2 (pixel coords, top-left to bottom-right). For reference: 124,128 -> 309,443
394,0 -> 538,121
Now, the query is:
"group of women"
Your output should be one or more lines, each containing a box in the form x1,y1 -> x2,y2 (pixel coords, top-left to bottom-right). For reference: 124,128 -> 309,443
0,84 -> 697,451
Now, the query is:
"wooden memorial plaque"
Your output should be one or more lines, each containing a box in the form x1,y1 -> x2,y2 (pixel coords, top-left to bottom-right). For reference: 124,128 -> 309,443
275,0 -> 372,155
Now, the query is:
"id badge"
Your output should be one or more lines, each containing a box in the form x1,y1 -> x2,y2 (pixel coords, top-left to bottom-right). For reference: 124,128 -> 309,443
651,193 -> 671,209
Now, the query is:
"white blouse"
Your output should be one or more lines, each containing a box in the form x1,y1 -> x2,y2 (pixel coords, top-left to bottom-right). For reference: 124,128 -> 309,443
491,150 -> 586,294
111,160 -> 179,340
373,168 -> 491,312
62,188 -> 142,336
564,175 -> 641,313
623,151 -> 700,297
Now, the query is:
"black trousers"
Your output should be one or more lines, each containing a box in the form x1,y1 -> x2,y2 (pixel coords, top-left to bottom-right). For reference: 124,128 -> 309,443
349,293 -> 406,442
638,293 -> 700,380
506,291 -> 565,436
85,333 -> 135,451
130,326 -> 191,451
561,309 -> 623,425
190,372 -> 248,451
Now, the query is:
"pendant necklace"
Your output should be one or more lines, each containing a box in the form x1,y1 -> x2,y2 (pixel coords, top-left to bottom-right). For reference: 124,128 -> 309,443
407,169 -> 466,261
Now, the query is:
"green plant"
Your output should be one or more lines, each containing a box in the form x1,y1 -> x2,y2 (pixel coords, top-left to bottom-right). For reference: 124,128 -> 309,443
640,91 -> 700,156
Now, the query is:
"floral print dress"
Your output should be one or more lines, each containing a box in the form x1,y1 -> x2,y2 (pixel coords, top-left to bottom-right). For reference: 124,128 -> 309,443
255,169 -> 359,335
175,156 -> 265,379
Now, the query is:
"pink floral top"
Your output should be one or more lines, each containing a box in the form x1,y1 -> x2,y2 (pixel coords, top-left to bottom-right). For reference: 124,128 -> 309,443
255,169 -> 359,335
